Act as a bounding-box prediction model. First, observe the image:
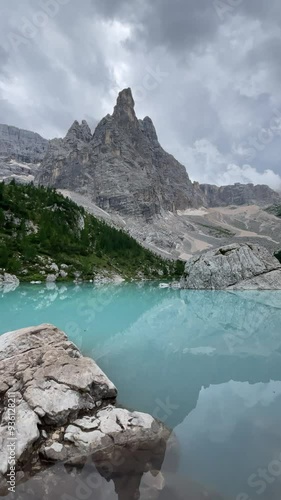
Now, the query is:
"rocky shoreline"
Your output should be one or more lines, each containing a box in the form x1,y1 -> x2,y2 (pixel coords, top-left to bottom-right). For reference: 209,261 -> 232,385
3,242 -> 281,295
0,324 -> 170,498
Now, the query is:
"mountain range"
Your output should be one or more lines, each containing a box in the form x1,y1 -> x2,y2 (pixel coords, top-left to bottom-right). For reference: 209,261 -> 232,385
1,88 -> 281,259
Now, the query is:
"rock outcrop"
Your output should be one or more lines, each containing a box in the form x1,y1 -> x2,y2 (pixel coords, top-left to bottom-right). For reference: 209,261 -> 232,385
0,324 -> 170,496
200,182 -> 281,207
35,88 -> 206,220
182,243 -> 281,289
0,125 -> 48,164
0,124 -> 48,184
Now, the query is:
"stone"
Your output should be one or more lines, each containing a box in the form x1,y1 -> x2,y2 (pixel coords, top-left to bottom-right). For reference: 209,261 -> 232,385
0,273 -> 19,293
42,442 -> 68,462
139,470 -> 166,499
0,273 -> 19,285
0,398 -> 40,475
57,405 -> 169,465
46,274 -> 57,283
182,243 -> 281,290
49,263 -> 59,272
0,324 -> 170,493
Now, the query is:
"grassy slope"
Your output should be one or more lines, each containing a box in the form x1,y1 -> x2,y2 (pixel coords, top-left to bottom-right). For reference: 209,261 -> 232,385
0,181 -> 184,282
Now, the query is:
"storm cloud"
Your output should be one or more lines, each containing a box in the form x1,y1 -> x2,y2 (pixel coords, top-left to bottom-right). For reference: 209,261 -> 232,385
0,0 -> 281,188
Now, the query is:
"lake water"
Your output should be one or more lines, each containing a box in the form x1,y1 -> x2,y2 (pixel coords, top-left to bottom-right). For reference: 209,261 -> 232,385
1,283 -> 281,499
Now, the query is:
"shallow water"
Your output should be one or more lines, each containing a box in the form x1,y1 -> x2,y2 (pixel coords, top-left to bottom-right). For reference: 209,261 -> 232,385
1,283 -> 281,499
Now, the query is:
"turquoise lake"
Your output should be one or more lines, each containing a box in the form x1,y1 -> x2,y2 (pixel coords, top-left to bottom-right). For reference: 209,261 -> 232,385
1,283 -> 281,499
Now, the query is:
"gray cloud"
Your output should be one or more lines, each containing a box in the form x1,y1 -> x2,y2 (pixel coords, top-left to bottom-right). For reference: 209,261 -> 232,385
0,0 -> 281,188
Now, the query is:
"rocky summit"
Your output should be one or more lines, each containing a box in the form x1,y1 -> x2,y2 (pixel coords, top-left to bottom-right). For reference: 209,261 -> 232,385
182,243 -> 281,290
34,88 -> 281,219
36,88 -> 205,220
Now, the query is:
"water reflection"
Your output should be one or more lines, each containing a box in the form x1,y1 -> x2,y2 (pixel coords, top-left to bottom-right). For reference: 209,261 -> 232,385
1,285 -> 281,499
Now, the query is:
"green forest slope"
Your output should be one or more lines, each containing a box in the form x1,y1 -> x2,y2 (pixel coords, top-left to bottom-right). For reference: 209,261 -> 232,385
0,182 -> 184,282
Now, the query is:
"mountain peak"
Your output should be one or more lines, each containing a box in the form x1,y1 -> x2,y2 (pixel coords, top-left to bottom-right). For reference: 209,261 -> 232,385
140,116 -> 158,144
113,88 -> 137,124
116,88 -> 135,107
66,120 -> 92,142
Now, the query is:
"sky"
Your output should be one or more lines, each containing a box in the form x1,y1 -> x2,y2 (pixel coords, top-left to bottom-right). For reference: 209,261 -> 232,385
1,0 -> 281,188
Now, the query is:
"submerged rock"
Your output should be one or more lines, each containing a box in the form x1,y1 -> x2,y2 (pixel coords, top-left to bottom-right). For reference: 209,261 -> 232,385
182,243 -> 281,290
0,273 -> 19,293
0,324 -> 170,496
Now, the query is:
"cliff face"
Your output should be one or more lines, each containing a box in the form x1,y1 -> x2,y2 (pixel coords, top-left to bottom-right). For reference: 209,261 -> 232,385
36,88 -> 205,219
0,124 -> 48,163
0,124 -> 48,183
200,183 -> 281,207
1,89 -> 281,217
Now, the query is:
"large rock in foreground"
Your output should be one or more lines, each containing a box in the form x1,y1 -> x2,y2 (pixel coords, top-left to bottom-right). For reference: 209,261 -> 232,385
182,243 -> 281,290
0,324 -> 170,497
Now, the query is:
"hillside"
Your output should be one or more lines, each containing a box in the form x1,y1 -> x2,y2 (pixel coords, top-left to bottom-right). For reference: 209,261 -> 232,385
1,89 -> 281,260
0,182 -> 184,282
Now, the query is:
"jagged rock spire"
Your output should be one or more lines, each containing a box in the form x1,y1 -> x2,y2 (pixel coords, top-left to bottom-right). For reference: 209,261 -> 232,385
112,88 -> 138,124
66,120 -> 92,142
140,116 -> 159,144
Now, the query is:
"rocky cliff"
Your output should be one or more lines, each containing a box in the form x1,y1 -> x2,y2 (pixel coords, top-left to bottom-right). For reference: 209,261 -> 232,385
200,182 -> 281,207
0,124 -> 48,183
1,90 -> 280,217
36,89 -> 206,219
35,89 -> 281,217
0,124 -> 48,163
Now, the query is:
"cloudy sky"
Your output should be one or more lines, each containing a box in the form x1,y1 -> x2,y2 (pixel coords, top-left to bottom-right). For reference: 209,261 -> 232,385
1,0 -> 281,188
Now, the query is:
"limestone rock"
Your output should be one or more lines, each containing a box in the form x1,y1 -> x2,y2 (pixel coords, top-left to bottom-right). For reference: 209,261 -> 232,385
182,243 -> 281,289
199,182 -> 281,207
0,124 -> 48,163
0,273 -> 19,293
36,88 -> 205,220
46,274 -> 57,283
35,89 -> 281,221
0,273 -> 19,286
0,324 -> 170,493
41,405 -> 169,466
0,124 -> 48,184
0,398 -> 40,476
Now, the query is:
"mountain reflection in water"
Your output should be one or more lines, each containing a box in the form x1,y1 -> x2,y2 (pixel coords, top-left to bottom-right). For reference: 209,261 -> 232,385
1,284 -> 281,499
